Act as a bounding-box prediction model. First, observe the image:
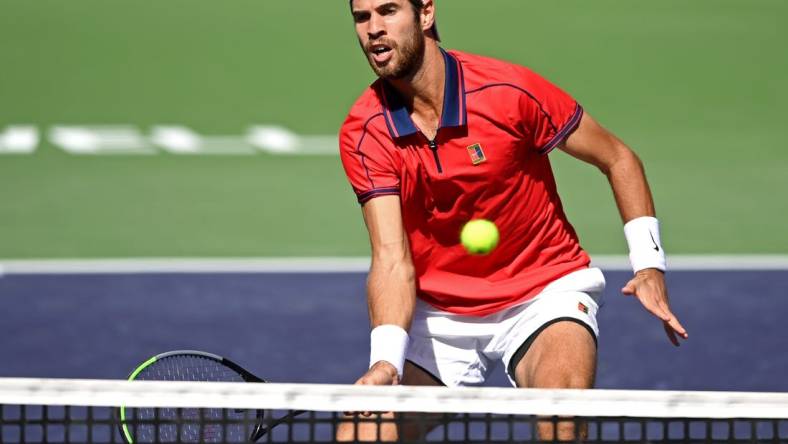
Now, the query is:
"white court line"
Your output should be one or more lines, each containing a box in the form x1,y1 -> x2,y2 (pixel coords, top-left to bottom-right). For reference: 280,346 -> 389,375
0,255 -> 787,275
0,257 -> 370,275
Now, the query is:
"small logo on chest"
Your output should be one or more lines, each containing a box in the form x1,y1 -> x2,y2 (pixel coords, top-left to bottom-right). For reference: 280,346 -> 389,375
466,143 -> 486,165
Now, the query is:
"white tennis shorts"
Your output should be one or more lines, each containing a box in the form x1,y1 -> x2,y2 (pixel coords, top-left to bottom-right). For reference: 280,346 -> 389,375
405,267 -> 606,387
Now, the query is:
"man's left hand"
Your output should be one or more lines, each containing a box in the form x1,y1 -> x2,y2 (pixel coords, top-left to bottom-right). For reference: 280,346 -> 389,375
622,268 -> 689,346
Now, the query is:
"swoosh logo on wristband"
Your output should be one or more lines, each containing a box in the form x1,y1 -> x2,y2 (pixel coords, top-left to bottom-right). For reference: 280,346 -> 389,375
649,231 -> 660,252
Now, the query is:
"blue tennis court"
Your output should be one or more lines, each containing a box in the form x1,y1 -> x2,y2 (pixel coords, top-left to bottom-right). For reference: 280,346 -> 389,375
1,270 -> 785,392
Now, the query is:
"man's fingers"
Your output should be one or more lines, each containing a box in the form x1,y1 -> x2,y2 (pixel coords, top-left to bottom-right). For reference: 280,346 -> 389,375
621,282 -> 636,295
640,297 -> 671,322
653,307 -> 672,322
662,309 -> 689,346
342,410 -> 379,417
657,304 -> 688,338
655,300 -> 675,322
663,322 -> 679,347
666,314 -> 689,338
638,289 -> 676,324
345,367 -> 398,416
624,272 -> 688,345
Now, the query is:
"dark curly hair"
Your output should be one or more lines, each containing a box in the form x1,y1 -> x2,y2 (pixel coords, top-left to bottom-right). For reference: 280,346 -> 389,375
349,0 -> 425,15
348,0 -> 439,40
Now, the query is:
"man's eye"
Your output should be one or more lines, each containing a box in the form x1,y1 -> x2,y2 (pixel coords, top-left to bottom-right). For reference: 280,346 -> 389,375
353,13 -> 370,23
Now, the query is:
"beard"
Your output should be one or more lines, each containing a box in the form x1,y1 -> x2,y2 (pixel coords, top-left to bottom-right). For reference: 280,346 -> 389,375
363,26 -> 425,80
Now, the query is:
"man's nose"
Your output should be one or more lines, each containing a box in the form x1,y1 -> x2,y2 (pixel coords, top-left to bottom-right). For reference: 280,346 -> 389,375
367,13 -> 386,39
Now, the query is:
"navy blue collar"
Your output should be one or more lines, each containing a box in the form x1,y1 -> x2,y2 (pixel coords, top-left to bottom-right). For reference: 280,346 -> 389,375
379,49 -> 467,139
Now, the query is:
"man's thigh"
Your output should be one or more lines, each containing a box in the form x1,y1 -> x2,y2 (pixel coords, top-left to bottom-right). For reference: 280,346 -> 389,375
512,320 -> 597,389
512,320 -> 597,441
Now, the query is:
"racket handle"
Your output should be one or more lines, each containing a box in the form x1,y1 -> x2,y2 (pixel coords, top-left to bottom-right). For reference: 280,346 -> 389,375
251,410 -> 307,442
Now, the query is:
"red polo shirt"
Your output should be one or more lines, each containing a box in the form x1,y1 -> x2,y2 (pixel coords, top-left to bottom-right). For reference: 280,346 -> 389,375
339,49 -> 590,316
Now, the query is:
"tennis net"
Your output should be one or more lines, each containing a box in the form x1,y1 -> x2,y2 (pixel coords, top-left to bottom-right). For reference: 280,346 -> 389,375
0,378 -> 786,443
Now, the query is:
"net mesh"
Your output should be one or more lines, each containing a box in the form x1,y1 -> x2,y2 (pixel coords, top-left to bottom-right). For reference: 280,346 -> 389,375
0,378 -> 786,443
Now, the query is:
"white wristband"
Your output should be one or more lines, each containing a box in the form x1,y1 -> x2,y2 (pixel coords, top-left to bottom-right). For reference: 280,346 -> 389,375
624,216 -> 667,273
369,324 -> 409,378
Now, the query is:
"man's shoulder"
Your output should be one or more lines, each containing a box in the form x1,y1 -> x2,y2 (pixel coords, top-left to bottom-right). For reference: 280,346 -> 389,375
340,80 -> 387,144
450,49 -> 548,93
344,80 -> 385,125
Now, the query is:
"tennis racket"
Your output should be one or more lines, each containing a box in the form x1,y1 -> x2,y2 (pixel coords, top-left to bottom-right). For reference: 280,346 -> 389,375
118,350 -> 304,443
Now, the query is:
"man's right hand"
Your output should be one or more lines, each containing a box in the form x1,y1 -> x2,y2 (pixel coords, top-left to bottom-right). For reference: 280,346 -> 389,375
338,362 -> 401,440
350,361 -> 400,417
355,360 -> 400,386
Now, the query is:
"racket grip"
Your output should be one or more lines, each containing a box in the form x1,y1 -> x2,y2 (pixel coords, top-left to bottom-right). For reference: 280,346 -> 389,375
250,410 -> 307,442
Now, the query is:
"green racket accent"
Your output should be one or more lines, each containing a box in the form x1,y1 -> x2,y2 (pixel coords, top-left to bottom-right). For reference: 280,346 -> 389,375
127,355 -> 158,381
121,355 -> 159,443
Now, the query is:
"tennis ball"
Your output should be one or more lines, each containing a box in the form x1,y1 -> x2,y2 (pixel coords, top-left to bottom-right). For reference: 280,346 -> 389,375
460,219 -> 499,255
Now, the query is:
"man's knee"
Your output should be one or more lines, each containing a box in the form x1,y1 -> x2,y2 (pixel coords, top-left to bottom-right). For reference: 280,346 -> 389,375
537,368 -> 594,389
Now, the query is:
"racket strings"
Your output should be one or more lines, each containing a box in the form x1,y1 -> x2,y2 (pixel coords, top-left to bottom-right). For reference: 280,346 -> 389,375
128,354 -> 260,443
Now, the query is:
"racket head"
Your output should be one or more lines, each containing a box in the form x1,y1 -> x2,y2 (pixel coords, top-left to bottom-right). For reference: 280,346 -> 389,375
118,350 -> 266,443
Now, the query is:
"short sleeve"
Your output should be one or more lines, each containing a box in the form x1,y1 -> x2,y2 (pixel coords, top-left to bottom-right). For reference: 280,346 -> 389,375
517,68 -> 584,155
339,113 -> 401,205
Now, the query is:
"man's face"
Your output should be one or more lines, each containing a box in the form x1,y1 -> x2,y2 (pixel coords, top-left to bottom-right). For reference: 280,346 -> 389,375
351,0 -> 425,80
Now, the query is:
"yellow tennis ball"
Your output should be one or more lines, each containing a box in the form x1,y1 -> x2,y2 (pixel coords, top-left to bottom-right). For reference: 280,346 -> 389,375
460,219 -> 499,255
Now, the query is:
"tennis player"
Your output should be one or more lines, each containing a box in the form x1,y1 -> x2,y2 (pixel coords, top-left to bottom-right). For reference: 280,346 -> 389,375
338,0 -> 688,440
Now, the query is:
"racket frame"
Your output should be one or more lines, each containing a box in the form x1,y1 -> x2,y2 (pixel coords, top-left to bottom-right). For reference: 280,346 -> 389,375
117,350 -> 267,443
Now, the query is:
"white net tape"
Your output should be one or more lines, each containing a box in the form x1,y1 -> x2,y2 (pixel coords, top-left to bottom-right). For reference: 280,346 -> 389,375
0,378 -> 786,419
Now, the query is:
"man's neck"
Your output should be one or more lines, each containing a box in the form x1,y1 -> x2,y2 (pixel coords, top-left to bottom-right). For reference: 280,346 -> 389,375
387,42 -> 445,138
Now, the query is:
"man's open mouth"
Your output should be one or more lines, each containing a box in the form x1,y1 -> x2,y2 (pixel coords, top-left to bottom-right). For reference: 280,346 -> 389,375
369,43 -> 393,64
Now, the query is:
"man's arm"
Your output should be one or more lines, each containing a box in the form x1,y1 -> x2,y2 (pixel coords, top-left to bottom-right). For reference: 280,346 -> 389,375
356,195 -> 417,385
560,112 -> 689,346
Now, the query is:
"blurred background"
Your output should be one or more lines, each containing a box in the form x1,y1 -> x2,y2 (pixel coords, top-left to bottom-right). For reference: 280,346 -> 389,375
1,1 -> 787,391
1,0 -> 786,258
